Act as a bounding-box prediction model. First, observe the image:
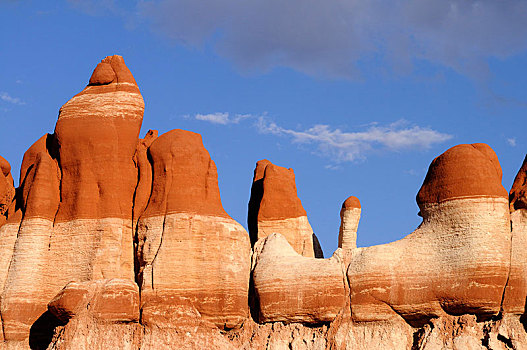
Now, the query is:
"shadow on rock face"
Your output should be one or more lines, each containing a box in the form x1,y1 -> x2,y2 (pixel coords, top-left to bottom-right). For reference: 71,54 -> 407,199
29,311 -> 65,350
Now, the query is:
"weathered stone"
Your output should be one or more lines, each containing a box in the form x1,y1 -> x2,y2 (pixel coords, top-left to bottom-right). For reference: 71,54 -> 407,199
338,196 -> 361,250
347,144 -> 511,326
137,129 -> 250,330
252,233 -> 346,324
0,55 -> 143,343
248,159 -> 316,257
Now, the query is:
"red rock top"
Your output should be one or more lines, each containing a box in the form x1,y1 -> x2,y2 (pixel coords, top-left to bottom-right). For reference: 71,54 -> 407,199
141,129 -> 229,218
253,159 -> 307,220
417,143 -> 508,207
51,55 -> 144,221
88,55 -> 137,86
342,196 -> 361,209
0,155 -> 14,220
510,155 -> 527,211
0,155 -> 11,177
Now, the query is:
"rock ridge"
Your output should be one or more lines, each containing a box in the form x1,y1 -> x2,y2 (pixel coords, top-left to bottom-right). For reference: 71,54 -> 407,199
0,56 -> 525,350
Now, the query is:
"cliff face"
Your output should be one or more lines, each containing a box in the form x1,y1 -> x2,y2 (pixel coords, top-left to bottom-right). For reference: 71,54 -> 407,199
0,55 -> 525,350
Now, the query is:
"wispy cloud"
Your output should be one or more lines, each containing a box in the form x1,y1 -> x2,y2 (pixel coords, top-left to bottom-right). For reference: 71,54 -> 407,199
190,111 -> 452,161
194,112 -> 251,125
139,0 -> 527,79
0,92 -> 25,105
508,137 -> 517,147
256,117 -> 452,162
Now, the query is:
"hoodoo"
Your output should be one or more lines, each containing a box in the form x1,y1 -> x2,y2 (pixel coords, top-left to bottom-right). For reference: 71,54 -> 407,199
136,129 -> 250,330
0,55 -> 525,349
338,196 -> 361,250
348,143 -> 511,325
248,159 -> 320,257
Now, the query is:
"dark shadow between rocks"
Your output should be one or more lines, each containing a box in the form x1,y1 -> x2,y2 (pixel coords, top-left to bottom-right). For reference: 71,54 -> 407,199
29,310 -> 65,350
248,178 -> 263,247
312,233 -> 324,259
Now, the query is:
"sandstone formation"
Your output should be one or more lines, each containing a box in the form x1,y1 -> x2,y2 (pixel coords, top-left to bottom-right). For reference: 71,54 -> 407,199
248,159 -> 317,257
252,233 -> 346,323
338,196 -> 361,250
348,144 -> 511,326
136,129 -> 250,330
0,55 -> 526,350
0,155 -> 14,226
0,56 -> 143,344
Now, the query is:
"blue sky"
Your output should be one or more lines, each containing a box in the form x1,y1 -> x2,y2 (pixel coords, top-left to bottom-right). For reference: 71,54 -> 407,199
1,0 -> 526,256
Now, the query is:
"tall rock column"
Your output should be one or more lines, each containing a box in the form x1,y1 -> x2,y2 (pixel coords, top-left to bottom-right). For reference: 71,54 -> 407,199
0,55 -> 144,343
338,196 -> 361,250
248,159 -> 317,257
137,129 -> 250,330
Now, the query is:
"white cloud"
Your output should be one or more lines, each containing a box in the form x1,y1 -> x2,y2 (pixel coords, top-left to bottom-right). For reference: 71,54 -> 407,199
507,137 -> 517,147
138,0 -> 527,79
256,117 -> 452,162
194,112 -> 250,125
0,92 -> 24,105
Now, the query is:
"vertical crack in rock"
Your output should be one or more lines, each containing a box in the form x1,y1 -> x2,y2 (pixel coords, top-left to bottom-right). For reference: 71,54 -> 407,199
500,228 -> 515,314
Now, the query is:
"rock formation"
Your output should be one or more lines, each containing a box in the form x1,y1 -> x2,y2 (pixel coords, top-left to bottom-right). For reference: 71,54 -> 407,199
136,129 -> 250,330
348,144 -> 511,326
338,196 -> 361,250
248,159 -> 318,257
0,55 -> 526,349
252,233 -> 346,323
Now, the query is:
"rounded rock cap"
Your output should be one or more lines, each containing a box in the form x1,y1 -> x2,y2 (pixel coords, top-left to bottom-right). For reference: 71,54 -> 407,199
89,55 -> 137,86
342,196 -> 361,209
417,143 -> 507,207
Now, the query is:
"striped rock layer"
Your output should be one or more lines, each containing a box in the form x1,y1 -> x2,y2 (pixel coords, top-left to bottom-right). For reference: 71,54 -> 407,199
252,233 -> 346,323
136,129 -> 250,329
248,159 -> 320,257
347,144 -> 511,326
338,196 -> 361,250
0,56 -> 250,347
1,55 -> 527,349
1,55 -> 144,343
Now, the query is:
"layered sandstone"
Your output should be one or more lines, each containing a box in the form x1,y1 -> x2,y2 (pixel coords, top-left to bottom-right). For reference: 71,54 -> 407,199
2,55 -> 527,350
252,233 -> 346,323
347,143 -> 511,326
0,55 -> 143,343
338,196 -> 361,250
136,129 -> 251,330
248,159 -> 318,257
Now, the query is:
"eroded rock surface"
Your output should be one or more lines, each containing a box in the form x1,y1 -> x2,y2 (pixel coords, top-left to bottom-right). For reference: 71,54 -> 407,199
252,233 -> 346,323
248,159 -> 317,257
338,196 -> 361,250
0,55 -> 526,350
348,144 -> 511,326
136,129 -> 251,330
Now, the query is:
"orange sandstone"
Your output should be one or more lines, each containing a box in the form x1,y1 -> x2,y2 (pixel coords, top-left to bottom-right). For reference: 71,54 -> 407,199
248,159 -> 317,257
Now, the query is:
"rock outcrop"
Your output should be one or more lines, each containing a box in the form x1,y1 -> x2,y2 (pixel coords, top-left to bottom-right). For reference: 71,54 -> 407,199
338,196 -> 361,250
0,55 -> 526,350
348,144 -> 511,326
252,233 -> 346,323
0,155 -> 14,225
248,159 -> 317,257
136,129 -> 251,330
0,56 -> 143,344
